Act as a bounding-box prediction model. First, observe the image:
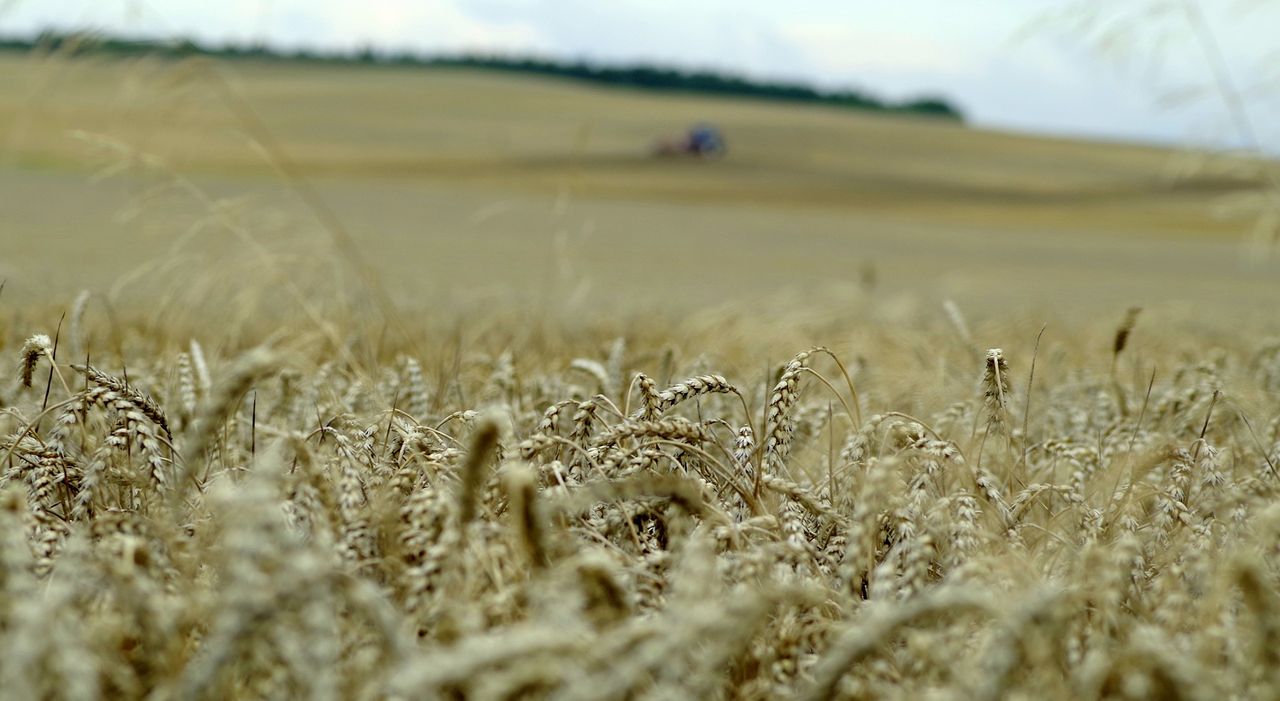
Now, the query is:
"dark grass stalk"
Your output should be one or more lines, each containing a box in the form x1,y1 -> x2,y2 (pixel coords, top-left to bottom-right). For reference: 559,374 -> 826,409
250,391 -> 257,464
459,418 -> 500,525
1019,325 -> 1048,472
1233,405 -> 1277,478
1110,307 -> 1141,416
40,312 -> 65,414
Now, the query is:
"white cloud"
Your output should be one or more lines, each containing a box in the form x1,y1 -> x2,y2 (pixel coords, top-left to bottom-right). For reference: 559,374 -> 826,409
0,0 -> 1276,149
776,22 -> 976,80
280,0 -> 548,52
0,0 -> 549,52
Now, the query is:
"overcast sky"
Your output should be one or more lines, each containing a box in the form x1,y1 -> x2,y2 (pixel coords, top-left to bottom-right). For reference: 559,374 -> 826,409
4,0 -> 1278,150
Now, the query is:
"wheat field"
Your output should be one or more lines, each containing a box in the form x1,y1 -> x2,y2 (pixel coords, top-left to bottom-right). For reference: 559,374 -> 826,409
4,52 -> 1280,313
4,51 -> 1280,700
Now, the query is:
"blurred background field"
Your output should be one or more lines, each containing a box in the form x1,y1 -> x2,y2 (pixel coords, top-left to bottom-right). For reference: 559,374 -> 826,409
3,50 -> 1278,324
9,8 -> 1280,701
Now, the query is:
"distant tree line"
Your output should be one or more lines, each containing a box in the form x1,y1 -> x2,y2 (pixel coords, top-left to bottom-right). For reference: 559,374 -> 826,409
0,31 -> 964,121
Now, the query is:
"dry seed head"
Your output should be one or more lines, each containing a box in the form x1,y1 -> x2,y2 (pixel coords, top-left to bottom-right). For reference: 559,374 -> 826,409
569,358 -> 610,394
732,424 -> 756,476
943,299 -> 974,348
982,348 -> 1011,431
596,418 -> 708,447
764,349 -> 814,472
458,417 -> 501,525
67,289 -> 89,357
635,372 -> 660,420
176,351 -> 198,419
503,464 -> 549,568
1113,306 -> 1142,359
648,374 -> 737,416
605,336 -> 626,395
577,554 -> 630,627
1235,557 -> 1280,675
71,363 -> 171,437
188,338 -> 211,396
18,334 -> 53,388
401,356 -> 429,420
177,347 -> 276,501
558,474 -> 711,521
760,473 -> 841,523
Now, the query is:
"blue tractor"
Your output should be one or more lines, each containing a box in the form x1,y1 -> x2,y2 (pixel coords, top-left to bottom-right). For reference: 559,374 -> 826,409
652,123 -> 726,159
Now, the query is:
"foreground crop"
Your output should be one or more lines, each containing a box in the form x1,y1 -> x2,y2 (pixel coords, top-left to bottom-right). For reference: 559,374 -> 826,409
2,316 -> 1279,700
